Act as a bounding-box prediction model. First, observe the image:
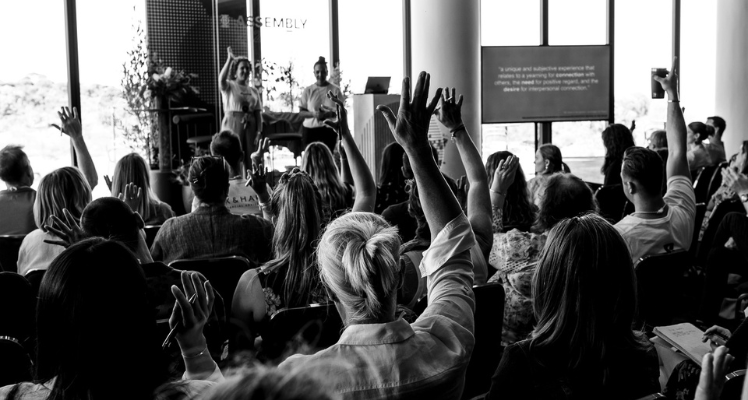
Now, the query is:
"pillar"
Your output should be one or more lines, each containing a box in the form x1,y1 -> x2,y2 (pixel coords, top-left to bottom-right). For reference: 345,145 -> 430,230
410,0 -> 481,179
715,0 -> 748,157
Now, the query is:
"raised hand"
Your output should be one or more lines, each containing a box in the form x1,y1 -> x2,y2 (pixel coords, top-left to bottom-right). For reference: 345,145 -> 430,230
435,87 -> 464,130
246,163 -> 268,196
653,56 -> 679,99
694,346 -> 733,400
104,175 -> 113,193
43,208 -> 86,248
323,91 -> 350,140
377,72 -> 442,153
227,46 -> 236,61
251,135 -> 270,167
117,182 -> 143,211
169,271 -> 215,354
491,155 -> 519,195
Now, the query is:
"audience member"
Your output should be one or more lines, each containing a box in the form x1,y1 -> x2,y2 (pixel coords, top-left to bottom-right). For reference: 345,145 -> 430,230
487,214 -> 660,399
151,156 -> 273,265
601,123 -> 635,186
0,107 -> 97,236
0,146 -> 36,235
110,153 -> 175,225
485,151 -> 536,233
615,59 -> 696,263
705,116 -> 727,164
0,239 -> 222,400
301,142 -> 353,220
279,73 -> 476,399
527,143 -> 564,205
489,165 -> 597,346
190,131 -> 265,216
688,121 -> 716,171
697,142 -> 747,248
16,166 -> 91,275
374,142 -> 408,214
647,129 -> 670,172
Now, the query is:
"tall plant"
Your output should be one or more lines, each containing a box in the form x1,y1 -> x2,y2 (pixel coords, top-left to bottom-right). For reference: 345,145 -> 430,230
119,17 -> 156,165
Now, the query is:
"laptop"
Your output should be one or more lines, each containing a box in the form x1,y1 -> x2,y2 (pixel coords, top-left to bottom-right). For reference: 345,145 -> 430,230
364,77 -> 391,94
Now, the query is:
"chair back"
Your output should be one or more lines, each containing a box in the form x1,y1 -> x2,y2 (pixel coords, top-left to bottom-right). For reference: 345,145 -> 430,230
462,283 -> 505,400
694,164 -> 721,204
689,203 -> 707,257
635,250 -> 692,329
0,338 -> 33,386
707,162 -> 729,201
0,235 -> 25,273
721,369 -> 745,400
263,303 -> 343,361
0,272 -> 35,345
143,225 -> 161,250
24,269 -> 46,299
595,184 -> 628,224
169,256 -> 252,315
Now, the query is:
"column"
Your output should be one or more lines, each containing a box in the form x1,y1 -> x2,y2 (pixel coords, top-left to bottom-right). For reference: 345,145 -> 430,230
410,0 -> 481,179
715,0 -> 748,157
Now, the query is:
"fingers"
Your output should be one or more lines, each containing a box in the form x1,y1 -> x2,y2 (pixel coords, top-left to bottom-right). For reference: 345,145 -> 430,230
205,280 -> 215,315
495,159 -> 506,175
457,94 -> 464,108
181,270 -> 196,299
451,87 -> 456,102
377,105 -> 397,132
426,87 -> 443,117
399,76 -> 411,112
412,72 -> 427,109
62,208 -> 78,229
171,284 -> 195,328
191,272 -> 208,318
698,352 -> 714,391
72,107 -> 79,121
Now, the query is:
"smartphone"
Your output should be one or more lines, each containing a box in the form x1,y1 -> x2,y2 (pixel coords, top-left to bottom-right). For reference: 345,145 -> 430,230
651,68 -> 668,99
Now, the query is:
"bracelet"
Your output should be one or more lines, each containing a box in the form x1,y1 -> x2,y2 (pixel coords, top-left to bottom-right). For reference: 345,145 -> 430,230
258,201 -> 269,211
182,346 -> 209,359
668,99 -> 680,103
490,188 -> 506,196
449,124 -> 466,142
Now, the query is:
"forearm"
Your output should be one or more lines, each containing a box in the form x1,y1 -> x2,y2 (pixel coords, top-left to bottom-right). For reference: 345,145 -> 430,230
408,147 -> 463,241
665,92 -> 690,179
72,137 -> 98,190
453,129 -> 492,248
218,57 -> 231,88
297,108 -> 314,119
342,133 -> 376,212
339,155 -> 353,184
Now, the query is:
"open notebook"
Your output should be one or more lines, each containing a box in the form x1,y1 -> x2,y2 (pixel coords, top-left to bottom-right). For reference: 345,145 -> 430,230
653,323 -> 713,364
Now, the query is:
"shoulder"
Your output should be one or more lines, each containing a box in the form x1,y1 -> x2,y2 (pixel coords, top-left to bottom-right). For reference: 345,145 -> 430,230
0,381 -> 51,400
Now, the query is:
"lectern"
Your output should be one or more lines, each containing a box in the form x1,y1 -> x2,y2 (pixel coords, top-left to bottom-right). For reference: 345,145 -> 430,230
352,94 -> 400,183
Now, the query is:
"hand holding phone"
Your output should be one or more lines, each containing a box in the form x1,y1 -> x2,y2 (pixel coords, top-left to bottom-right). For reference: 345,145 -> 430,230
651,68 -> 668,99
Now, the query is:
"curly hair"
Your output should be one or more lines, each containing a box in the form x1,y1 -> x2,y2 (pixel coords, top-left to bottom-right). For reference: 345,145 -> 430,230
486,151 -> 536,232
263,169 -> 326,307
229,57 -> 252,81
601,124 -> 635,175
535,173 -> 598,232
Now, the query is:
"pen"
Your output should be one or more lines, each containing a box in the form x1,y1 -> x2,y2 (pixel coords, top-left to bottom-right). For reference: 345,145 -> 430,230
162,293 -> 198,350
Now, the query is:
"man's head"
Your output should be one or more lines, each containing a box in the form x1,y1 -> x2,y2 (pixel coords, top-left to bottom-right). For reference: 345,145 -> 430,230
80,197 -> 145,254
621,147 -> 664,201
0,145 -> 33,188
707,116 -> 726,137
210,130 -> 244,176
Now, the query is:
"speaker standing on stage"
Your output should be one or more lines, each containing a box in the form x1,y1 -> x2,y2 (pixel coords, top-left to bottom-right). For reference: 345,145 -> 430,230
219,46 -> 263,169
298,56 -> 345,151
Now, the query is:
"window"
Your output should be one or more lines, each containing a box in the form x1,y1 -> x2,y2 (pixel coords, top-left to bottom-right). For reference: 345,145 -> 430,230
549,0 -> 606,45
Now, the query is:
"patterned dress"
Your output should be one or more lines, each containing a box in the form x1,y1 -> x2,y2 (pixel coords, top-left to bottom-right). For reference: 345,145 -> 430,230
698,184 -> 737,242
488,207 -> 547,346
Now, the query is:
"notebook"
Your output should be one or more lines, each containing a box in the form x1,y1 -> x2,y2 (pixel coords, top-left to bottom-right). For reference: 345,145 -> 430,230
653,323 -> 712,364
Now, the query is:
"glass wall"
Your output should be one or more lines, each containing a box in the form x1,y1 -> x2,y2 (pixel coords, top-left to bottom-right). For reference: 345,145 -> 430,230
0,0 -> 70,192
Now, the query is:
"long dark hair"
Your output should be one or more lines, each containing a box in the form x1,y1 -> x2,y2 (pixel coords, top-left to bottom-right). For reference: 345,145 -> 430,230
486,151 -> 535,232
264,169 -> 325,307
530,214 -> 649,389
538,144 -> 564,174
688,122 -> 711,144
378,142 -> 406,189
601,124 -> 635,175
36,238 -> 166,400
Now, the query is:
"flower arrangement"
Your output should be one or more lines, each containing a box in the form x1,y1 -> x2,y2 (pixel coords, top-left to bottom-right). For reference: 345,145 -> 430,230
141,55 -> 200,104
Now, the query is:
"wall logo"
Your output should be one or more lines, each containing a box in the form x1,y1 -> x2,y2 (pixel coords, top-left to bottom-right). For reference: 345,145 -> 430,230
220,15 -> 308,30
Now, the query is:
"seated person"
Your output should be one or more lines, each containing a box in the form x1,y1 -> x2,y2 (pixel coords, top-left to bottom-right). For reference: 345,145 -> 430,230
191,131 -> 266,216
109,153 -> 174,224
0,239 -> 222,400
487,214 -> 660,399
0,107 -> 97,236
151,156 -> 273,265
600,123 -> 635,186
279,74 -> 477,398
705,115 -> 727,164
687,121 -> 715,172
490,167 -> 596,347
201,365 -> 336,400
0,146 -> 36,235
17,166 -> 91,275
301,142 -> 354,221
615,63 -> 696,263
697,144 -> 747,247
374,142 -> 408,214
527,143 -> 564,206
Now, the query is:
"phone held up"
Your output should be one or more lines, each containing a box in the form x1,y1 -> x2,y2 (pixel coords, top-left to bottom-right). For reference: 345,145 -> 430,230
651,68 -> 668,99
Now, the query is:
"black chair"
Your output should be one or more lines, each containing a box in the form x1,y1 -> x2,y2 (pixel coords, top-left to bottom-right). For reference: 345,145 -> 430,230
706,162 -> 729,202
595,184 -> 628,224
697,199 -> 744,267
262,303 -> 343,362
143,225 -> 161,250
462,283 -> 505,400
168,256 -> 253,315
0,235 -> 25,273
24,269 -> 46,299
689,203 -> 707,258
0,338 -> 33,386
694,164 -> 721,204
691,166 -> 706,184
635,250 -> 692,330
721,369 -> 745,400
